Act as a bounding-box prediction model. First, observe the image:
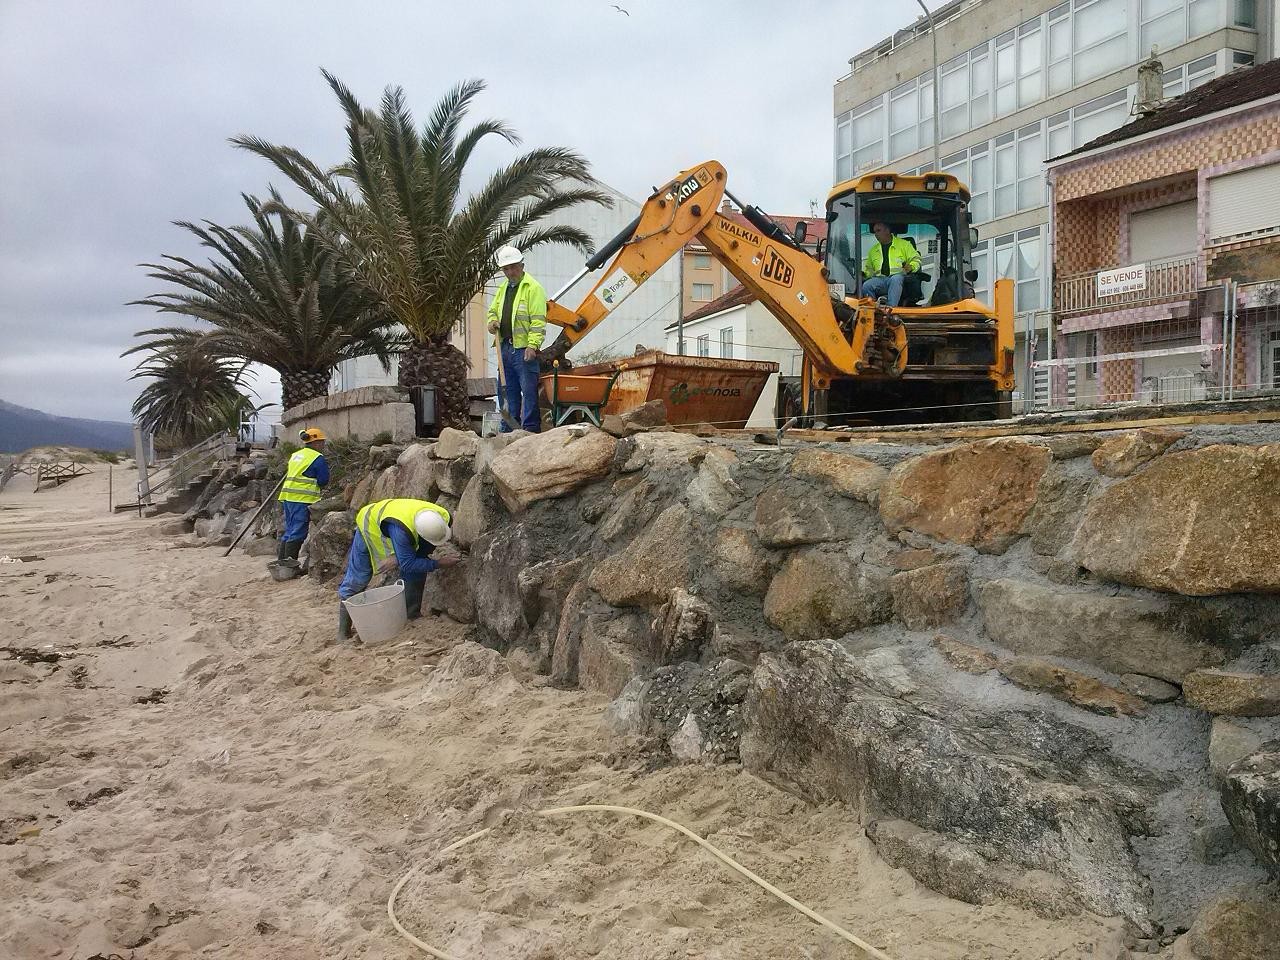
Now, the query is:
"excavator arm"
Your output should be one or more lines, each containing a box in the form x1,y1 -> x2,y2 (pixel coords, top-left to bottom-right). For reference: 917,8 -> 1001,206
542,160 -> 906,382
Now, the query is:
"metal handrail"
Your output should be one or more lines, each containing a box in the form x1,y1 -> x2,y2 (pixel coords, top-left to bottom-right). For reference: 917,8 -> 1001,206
1054,255 -> 1198,317
136,431 -> 232,509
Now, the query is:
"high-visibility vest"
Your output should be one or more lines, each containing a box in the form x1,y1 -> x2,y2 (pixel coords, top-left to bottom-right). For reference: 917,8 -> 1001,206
354,498 -> 451,568
486,273 -> 548,349
279,447 -> 323,504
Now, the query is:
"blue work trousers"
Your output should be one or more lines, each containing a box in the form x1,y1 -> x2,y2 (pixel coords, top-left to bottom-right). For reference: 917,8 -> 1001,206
500,342 -> 542,433
280,501 -> 311,544
337,536 -> 426,618
862,273 -> 906,307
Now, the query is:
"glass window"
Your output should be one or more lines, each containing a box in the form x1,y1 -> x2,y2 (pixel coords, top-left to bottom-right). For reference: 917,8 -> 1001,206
919,80 -> 935,148
994,136 -> 1017,218
694,254 -> 712,270
970,147 -> 991,223
696,334 -> 710,357
1073,89 -> 1129,147
1188,52 -> 1219,87
719,327 -> 733,359
971,49 -> 991,127
1016,227 -> 1042,311
692,283 -> 713,301
1018,24 -> 1043,108
835,114 -> 853,182
1233,50 -> 1256,66
889,85 -> 918,160
1163,66 -> 1186,99
1047,111 -> 1072,160
852,102 -> 885,173
941,61 -> 969,139
1048,12 -> 1072,93
1189,0 -> 1221,35
995,35 -> 1016,116
993,234 -> 1016,287
1017,125 -> 1043,210
1073,0 -> 1127,83
1235,0 -> 1256,27
1142,0 -> 1186,55
972,244 -> 990,302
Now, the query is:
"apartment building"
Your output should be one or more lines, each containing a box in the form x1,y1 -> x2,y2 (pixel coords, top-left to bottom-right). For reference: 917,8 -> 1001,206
833,0 -> 1273,398
1043,55 -> 1280,406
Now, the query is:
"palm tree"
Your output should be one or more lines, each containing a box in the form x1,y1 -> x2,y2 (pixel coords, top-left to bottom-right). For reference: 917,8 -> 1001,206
233,72 -> 611,430
131,191 -> 403,412
127,330 -> 252,447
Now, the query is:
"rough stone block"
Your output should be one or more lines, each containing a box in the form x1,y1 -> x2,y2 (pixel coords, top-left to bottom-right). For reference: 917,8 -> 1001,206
763,548 -> 891,642
998,656 -> 1148,717
932,635 -> 999,675
1074,444 -> 1280,595
789,448 -> 888,502
490,426 -> 615,512
890,561 -> 969,629
1185,670 -> 1280,717
976,578 -> 1224,683
880,438 -> 1051,553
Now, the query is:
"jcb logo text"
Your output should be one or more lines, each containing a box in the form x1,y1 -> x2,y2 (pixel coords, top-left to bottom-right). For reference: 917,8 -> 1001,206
760,246 -> 794,288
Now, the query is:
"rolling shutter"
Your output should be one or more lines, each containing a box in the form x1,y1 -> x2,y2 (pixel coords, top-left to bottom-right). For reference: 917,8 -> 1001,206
1129,201 -> 1196,262
1208,162 -> 1280,241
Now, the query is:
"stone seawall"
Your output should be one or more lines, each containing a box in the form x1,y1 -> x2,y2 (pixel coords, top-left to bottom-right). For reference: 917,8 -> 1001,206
265,420 -> 1280,939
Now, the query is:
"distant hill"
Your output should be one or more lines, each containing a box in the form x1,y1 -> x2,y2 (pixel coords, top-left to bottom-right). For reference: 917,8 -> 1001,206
0,399 -> 133,454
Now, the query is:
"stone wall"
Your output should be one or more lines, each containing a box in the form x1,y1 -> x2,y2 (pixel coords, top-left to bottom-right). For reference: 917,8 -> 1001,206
307,421 -> 1280,939
281,386 -> 416,443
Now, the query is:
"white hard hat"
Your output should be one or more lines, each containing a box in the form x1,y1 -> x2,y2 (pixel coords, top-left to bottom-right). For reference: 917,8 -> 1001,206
414,509 -> 451,546
496,245 -> 523,268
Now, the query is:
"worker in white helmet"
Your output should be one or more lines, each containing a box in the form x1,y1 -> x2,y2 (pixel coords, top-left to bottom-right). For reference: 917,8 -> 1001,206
486,245 -> 547,432
335,497 -> 459,643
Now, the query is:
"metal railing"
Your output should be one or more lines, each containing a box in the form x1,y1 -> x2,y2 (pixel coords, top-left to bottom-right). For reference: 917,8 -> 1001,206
134,430 -> 233,514
1054,255 -> 1198,317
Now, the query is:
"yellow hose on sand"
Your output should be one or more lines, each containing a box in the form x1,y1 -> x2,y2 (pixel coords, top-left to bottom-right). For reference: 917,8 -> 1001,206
387,803 -> 897,960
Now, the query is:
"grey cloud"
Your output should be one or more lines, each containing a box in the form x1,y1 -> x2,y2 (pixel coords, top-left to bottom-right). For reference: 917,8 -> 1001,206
1,0 -> 913,420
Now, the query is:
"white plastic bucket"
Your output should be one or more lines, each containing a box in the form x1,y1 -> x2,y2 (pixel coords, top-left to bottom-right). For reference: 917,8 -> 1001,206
342,580 -> 407,645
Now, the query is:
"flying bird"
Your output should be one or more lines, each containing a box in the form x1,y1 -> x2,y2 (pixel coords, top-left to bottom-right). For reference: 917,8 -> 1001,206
612,4 -> 630,14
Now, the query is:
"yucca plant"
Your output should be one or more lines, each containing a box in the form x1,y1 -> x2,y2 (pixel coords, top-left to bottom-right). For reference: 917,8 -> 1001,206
233,72 -> 610,430
131,191 -> 403,412
127,330 -> 252,447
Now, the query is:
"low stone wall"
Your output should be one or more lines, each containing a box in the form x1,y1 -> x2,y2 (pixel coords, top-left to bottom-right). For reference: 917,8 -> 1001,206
296,420 -> 1280,942
281,386 -> 416,443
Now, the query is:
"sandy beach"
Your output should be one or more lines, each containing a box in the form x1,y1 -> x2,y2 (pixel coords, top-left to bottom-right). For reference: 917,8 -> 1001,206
0,466 -> 1131,959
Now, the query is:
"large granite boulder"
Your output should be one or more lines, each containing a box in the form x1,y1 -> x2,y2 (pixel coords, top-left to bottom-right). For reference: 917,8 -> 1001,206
1186,887 -> 1280,959
433,427 -> 481,460
1023,465 -> 1096,556
889,561 -> 969,629
1090,427 -> 1184,477
453,473 -> 506,549
710,526 -> 775,597
303,509 -> 354,583
879,438 -> 1051,553
489,426 -> 616,512
1220,743 -> 1280,875
588,505 -> 695,609
394,443 -> 436,499
741,639 -> 1161,927
686,447 -> 744,519
762,548 -> 891,642
754,483 -> 856,548
977,578 -> 1225,683
1074,444 -> 1280,595
788,448 -> 888,502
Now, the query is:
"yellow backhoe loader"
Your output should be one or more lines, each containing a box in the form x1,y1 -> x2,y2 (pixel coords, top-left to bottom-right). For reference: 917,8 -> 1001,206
541,161 -> 1016,425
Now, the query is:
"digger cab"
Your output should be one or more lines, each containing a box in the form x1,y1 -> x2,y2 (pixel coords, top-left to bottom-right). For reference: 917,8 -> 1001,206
824,173 -> 980,311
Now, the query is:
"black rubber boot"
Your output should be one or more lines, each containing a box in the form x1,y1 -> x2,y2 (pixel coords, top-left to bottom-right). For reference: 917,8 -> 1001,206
403,576 -> 426,620
284,540 -> 303,562
336,603 -> 353,643
276,539 -> 289,562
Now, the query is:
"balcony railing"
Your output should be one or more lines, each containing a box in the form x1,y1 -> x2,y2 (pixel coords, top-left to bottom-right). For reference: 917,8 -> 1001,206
1054,255 -> 1198,317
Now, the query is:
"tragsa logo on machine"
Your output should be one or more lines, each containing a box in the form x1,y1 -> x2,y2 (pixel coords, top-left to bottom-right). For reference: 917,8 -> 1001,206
594,268 -> 638,308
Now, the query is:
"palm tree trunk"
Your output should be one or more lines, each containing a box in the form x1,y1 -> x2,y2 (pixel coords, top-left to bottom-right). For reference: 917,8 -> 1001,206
398,336 -> 471,433
280,369 -> 331,412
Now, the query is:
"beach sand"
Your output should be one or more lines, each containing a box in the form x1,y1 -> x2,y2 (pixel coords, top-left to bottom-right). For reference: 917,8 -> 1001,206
0,466 -> 1130,959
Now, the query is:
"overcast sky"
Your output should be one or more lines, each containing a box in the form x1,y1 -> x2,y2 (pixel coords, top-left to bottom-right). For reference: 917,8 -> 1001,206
0,0 -> 921,422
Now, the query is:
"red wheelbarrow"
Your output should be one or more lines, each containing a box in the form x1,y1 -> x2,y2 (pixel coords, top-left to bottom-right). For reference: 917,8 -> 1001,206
540,361 -> 626,428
